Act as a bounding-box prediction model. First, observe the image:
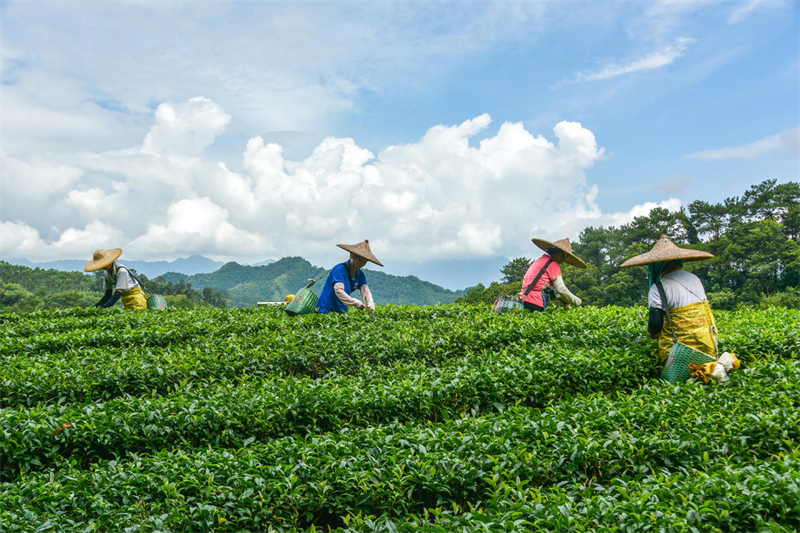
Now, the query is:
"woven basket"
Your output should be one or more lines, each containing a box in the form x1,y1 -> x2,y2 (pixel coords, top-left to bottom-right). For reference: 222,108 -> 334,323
660,342 -> 716,383
492,295 -> 523,314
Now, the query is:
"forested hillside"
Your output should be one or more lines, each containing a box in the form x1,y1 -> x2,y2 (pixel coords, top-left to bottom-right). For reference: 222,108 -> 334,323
162,256 -> 465,307
461,179 -> 799,309
0,262 -> 227,313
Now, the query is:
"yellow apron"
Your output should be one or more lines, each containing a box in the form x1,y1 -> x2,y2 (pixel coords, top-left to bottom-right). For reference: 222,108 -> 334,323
658,300 -> 717,365
121,285 -> 148,311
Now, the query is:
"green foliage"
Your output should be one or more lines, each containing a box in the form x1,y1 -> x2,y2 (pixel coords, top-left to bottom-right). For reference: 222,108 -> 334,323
0,305 -> 798,531
0,261 -> 99,293
757,287 -> 800,310
0,262 -> 228,311
466,179 -> 798,309
500,257 -> 531,284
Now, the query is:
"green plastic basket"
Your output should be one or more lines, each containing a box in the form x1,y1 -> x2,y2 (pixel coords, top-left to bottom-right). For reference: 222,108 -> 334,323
660,342 -> 716,383
284,287 -> 319,316
146,294 -> 168,310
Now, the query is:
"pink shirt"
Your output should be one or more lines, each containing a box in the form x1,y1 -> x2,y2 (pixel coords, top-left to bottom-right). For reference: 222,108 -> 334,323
520,254 -> 562,307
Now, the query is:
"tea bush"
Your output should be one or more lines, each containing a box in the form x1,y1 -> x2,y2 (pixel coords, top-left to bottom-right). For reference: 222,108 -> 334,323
1,304 -> 798,532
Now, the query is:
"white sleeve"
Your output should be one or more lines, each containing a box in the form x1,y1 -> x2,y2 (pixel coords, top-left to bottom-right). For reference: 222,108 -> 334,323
334,282 -> 363,307
648,284 -> 662,309
360,285 -> 375,310
552,275 -> 581,306
114,267 -> 139,292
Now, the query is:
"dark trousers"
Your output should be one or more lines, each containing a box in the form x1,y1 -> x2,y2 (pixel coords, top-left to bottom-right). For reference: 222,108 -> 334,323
523,301 -> 544,312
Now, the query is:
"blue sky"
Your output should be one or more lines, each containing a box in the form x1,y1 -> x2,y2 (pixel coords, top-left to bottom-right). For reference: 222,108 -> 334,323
1,0 -> 798,289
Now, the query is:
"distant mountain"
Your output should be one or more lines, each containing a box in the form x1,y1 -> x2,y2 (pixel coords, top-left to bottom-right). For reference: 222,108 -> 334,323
3,255 -> 229,278
162,257 -> 465,308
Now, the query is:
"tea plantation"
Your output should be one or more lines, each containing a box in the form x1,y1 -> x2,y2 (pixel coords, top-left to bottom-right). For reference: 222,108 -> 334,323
1,305 -> 798,532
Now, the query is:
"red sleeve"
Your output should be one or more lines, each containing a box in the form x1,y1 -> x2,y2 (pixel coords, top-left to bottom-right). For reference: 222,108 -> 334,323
545,261 -> 562,285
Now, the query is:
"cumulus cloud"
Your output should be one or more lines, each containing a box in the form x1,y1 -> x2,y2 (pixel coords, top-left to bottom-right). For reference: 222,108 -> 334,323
1,96 -> 677,266
686,126 -> 800,160
0,220 -> 126,261
129,197 -> 272,259
142,98 -> 232,157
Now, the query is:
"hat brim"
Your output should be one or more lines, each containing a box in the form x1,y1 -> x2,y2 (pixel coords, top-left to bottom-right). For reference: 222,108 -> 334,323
84,249 -> 122,272
337,244 -> 384,267
620,248 -> 714,267
532,238 -> 587,269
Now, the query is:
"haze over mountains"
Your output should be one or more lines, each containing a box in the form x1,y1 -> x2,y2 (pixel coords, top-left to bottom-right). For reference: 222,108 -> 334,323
4,255 -> 256,278
4,254 -> 507,291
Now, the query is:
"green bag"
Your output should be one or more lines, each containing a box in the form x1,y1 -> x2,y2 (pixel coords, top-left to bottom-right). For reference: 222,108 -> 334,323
284,271 -> 329,316
146,294 -> 168,310
660,341 -> 716,383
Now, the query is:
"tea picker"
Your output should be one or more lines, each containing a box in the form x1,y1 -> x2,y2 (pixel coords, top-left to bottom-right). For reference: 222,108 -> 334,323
84,248 -> 148,311
493,237 -> 586,314
317,240 -> 382,314
620,234 -> 738,383
285,240 -> 382,316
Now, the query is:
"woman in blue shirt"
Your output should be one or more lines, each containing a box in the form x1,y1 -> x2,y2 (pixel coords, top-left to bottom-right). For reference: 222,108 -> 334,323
317,240 -> 383,314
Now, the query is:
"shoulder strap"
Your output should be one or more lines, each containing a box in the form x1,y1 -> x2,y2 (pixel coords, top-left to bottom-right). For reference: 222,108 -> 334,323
655,281 -> 678,342
122,266 -> 146,294
523,258 -> 554,297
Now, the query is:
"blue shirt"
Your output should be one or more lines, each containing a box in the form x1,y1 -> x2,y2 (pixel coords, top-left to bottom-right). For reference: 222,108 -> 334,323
317,260 -> 368,314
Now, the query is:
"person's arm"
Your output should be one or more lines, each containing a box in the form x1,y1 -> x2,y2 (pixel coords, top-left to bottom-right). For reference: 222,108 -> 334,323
360,285 -> 375,312
95,289 -> 113,308
100,290 -> 122,308
334,282 -> 365,309
647,307 -> 664,338
551,275 -> 581,306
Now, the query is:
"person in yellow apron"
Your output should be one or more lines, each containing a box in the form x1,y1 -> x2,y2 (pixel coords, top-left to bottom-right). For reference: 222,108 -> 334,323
84,248 -> 147,311
621,235 -> 717,365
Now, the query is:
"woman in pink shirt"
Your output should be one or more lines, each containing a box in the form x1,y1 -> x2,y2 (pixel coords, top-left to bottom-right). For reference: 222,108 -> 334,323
519,237 -> 586,312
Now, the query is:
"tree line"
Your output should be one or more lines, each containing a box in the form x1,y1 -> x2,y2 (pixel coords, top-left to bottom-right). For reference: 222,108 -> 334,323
0,263 -> 228,312
459,179 -> 799,310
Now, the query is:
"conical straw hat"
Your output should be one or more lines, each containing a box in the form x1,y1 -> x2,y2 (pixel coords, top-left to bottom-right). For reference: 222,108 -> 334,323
337,239 -> 384,267
531,237 -> 587,269
620,234 -> 713,267
84,248 -> 122,272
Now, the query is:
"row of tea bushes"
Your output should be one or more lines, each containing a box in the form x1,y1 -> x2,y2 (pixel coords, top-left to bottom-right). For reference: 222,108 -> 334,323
1,304 -> 798,531
2,359 -> 798,531
2,305 -> 797,409
1,343 -> 654,479
1,305 -> 653,408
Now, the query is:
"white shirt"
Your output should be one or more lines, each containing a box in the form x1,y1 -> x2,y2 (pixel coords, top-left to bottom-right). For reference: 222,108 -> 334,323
104,262 -> 139,292
648,269 -> 707,310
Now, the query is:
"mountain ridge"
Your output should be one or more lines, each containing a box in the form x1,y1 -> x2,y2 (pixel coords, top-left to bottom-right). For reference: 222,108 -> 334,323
1,256 -> 465,307
161,256 -> 465,307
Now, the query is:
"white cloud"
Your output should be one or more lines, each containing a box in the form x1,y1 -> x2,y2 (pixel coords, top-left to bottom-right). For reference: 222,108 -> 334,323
128,197 -> 273,260
570,37 -> 694,83
142,97 -> 231,157
0,96 -> 688,267
1,97 -> 617,264
727,0 -> 774,24
0,220 -> 126,261
556,198 -> 683,240
686,126 -> 800,160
